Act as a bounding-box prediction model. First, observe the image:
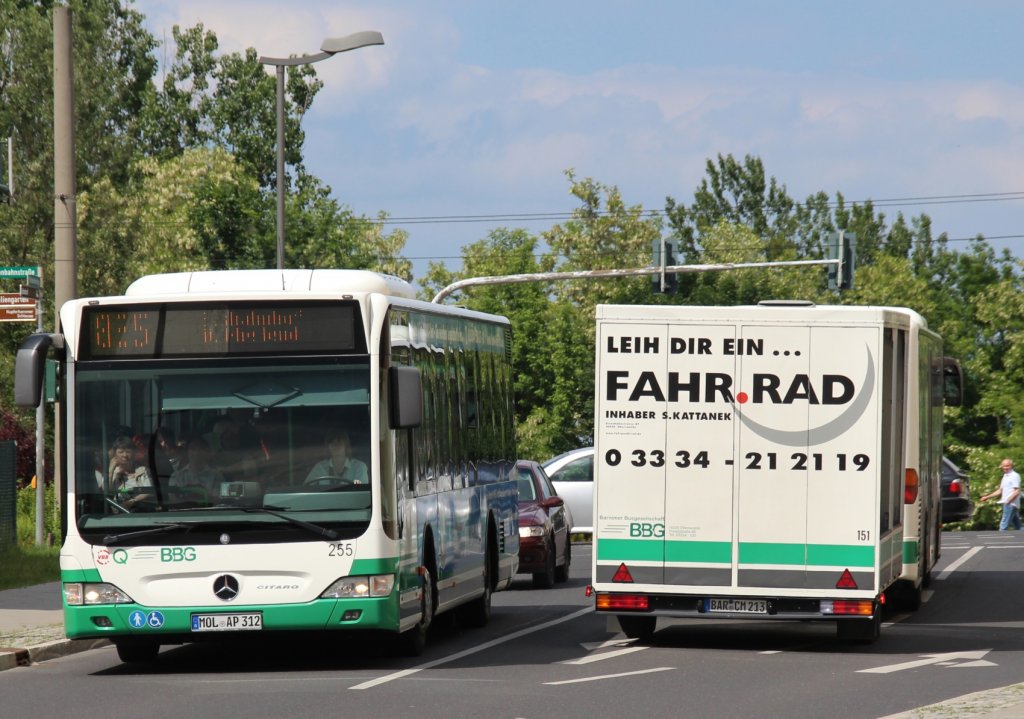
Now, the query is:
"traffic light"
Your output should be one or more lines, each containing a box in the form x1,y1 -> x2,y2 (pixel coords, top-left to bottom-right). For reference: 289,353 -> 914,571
651,239 -> 678,294
826,231 -> 856,290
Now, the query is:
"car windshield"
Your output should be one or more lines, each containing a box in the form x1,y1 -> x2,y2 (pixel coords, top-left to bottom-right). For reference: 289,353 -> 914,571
73,357 -> 373,543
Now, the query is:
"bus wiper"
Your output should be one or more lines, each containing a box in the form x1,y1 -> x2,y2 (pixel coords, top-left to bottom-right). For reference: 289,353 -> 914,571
104,522 -> 194,545
240,507 -> 339,541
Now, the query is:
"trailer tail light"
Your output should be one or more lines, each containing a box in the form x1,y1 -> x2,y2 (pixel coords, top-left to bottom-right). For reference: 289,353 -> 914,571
821,599 -> 874,616
596,593 -> 649,611
904,468 -> 919,504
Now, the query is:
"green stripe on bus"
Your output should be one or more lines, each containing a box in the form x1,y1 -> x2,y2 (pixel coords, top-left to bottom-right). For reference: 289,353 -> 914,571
903,540 -> 919,564
805,543 -> 873,567
740,542 -> 872,567
597,538 -> 664,562
598,539 -> 873,567
62,568 -> 102,583
598,539 -> 731,563
350,557 -> 400,575
666,541 -> 731,563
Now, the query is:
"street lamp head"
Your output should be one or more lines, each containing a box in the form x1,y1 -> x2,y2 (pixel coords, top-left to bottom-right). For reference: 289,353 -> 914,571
321,31 -> 384,55
263,29 -> 384,271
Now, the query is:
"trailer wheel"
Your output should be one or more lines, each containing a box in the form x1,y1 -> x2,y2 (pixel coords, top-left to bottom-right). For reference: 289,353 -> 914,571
836,613 -> 880,643
888,578 -> 921,612
618,615 -> 656,640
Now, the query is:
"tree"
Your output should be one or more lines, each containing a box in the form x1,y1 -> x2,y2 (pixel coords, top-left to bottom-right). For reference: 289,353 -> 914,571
137,22 -> 409,275
420,228 -> 561,458
0,0 -> 158,426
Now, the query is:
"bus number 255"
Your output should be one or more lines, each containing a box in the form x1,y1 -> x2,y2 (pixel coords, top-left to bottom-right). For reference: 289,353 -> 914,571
328,543 -> 354,557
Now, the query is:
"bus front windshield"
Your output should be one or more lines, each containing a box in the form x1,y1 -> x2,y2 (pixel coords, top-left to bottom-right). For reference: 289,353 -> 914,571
73,358 -> 373,543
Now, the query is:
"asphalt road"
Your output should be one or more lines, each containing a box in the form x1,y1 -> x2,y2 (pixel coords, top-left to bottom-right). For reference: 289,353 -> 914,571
1,532 -> 1022,719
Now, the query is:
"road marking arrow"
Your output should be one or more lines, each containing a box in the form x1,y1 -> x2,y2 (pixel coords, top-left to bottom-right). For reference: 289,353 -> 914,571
544,667 -> 673,685
858,649 -> 994,674
563,646 -> 647,665
579,638 -> 638,652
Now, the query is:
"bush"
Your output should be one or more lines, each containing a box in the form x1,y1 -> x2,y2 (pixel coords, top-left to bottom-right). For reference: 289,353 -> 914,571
0,408 -> 52,488
16,483 -> 60,546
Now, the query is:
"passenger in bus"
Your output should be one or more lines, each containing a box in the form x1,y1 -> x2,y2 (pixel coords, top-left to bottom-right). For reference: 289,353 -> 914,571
153,426 -> 184,478
106,434 -> 154,509
304,429 -> 368,485
169,435 -> 225,502
210,415 -> 268,480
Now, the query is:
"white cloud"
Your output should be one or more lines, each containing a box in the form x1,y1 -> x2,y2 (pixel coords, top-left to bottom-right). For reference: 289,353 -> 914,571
131,0 -> 1024,267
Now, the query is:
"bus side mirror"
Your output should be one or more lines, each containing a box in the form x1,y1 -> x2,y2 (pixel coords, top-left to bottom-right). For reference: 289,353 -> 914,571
942,357 -> 964,408
15,333 -> 57,407
389,366 -> 423,429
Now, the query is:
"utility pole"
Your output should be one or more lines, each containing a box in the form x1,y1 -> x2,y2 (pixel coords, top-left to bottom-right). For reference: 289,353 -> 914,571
53,5 -> 77,520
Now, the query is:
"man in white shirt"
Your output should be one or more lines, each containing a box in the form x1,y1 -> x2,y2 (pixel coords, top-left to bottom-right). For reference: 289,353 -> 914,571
304,429 -> 368,485
981,458 -> 1021,531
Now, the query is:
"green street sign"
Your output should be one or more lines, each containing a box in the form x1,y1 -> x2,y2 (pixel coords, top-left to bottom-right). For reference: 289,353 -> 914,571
0,265 -> 41,280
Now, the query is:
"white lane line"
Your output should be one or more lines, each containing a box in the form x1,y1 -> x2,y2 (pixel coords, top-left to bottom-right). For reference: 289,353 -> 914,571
544,667 -> 674,685
562,646 -> 647,665
348,606 -> 593,690
935,545 -> 983,581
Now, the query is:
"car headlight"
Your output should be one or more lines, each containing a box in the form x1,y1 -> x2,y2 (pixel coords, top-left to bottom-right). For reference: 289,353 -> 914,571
321,574 -> 394,599
519,525 -> 545,538
64,582 -> 133,606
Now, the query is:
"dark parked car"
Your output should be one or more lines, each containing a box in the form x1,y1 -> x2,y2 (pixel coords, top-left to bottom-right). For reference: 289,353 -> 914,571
515,460 -> 572,588
941,456 -> 973,523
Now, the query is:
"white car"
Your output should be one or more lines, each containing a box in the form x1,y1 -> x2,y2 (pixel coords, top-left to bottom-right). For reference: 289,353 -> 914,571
542,447 -> 594,534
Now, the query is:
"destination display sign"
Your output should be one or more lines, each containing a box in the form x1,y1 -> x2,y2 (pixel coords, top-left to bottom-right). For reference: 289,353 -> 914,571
80,301 -> 365,359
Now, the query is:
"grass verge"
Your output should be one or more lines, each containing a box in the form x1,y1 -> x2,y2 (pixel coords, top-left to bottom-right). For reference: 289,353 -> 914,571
0,484 -> 61,591
0,543 -> 60,591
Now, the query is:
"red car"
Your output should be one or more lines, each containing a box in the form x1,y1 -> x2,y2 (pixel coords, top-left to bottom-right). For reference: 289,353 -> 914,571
516,460 -> 572,588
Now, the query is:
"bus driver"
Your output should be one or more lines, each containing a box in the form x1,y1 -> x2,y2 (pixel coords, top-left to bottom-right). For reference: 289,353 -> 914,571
304,429 -> 368,485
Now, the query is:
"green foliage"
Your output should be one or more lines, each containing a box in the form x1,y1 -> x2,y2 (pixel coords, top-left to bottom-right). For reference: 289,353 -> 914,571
16,483 -> 60,546
0,544 -> 59,591
0,1 -> 1020,529
0,484 -> 61,591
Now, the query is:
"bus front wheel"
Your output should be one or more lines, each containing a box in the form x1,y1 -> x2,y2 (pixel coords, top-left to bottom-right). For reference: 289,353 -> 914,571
402,557 -> 436,656
115,639 -> 159,663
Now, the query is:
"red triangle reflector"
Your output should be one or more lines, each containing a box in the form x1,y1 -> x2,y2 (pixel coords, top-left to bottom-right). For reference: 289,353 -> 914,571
836,569 -> 858,589
611,563 -> 634,583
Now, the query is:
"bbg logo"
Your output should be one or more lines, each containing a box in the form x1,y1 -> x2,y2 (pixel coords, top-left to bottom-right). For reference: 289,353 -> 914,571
161,547 -> 197,562
629,522 -> 665,538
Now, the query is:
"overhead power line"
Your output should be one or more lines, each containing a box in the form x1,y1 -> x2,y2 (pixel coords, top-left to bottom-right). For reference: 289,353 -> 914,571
377,190 -> 1024,227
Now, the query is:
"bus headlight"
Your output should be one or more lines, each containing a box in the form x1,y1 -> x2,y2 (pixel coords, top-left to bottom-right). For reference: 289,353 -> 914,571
64,582 -> 133,606
321,575 -> 394,599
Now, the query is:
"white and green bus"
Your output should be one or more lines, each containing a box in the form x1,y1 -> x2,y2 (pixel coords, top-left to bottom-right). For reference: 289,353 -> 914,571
15,269 -> 519,662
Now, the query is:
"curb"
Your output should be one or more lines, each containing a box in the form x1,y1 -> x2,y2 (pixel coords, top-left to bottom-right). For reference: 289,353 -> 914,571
0,638 -> 110,671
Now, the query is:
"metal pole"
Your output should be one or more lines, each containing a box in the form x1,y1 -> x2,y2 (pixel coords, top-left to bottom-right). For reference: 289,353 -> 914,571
431,259 -> 841,304
34,285 -> 45,545
53,5 -> 77,524
260,31 -> 383,270
275,65 -> 285,270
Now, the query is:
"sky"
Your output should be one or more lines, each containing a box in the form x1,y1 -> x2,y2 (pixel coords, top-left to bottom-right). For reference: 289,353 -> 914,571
131,0 -> 1024,281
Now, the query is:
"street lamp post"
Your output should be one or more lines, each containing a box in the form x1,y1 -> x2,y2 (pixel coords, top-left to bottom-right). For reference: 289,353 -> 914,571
259,31 -> 384,270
